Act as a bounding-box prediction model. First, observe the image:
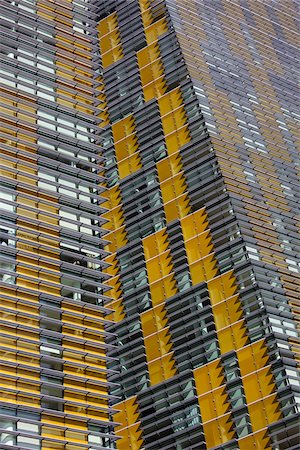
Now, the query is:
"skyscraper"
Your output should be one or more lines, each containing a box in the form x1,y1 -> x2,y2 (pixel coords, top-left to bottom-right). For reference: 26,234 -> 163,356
0,0 -> 116,448
0,1 -> 299,450
98,1 -> 299,449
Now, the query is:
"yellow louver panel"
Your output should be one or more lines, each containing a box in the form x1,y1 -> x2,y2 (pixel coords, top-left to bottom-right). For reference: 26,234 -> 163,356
158,87 -> 191,154
114,397 -> 144,450
137,42 -> 167,101
195,360 -> 235,448
144,18 -> 168,45
98,12 -> 124,68
139,0 -> 152,28
112,115 -> 142,178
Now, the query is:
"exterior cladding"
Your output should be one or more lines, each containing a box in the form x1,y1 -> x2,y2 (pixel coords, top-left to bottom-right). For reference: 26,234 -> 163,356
0,0 -> 117,449
99,1 -> 299,450
0,0 -> 298,449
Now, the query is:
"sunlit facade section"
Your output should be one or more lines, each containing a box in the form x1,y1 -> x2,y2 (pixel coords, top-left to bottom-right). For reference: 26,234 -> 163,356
0,0 -> 117,449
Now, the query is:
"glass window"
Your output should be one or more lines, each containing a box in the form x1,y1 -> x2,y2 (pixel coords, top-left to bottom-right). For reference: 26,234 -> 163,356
59,211 -> 78,231
17,422 -> 39,434
0,420 -> 14,446
61,277 -> 81,301
38,171 -> 56,191
0,260 -> 16,284
37,57 -> 55,74
0,192 -> 15,212
18,0 -> 35,13
0,225 -> 15,246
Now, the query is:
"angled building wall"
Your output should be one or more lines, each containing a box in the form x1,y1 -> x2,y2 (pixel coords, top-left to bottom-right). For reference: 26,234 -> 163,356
98,0 -> 299,449
0,0 -> 116,448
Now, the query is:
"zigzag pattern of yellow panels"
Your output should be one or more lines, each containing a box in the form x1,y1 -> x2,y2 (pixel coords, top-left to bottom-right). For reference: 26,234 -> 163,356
194,342 -> 281,449
102,186 -> 127,233
143,229 -> 177,306
238,341 -> 282,432
96,79 -> 110,128
98,12 -> 124,68
112,114 -> 142,179
114,397 -> 143,450
181,208 -> 251,355
238,430 -> 272,450
104,253 -> 125,323
208,271 -> 249,353
157,152 -> 191,222
194,360 -> 235,448
181,208 -> 218,283
102,186 -> 127,321
139,0 -> 168,45
139,0 -> 153,27
102,186 -> 128,254
158,87 -> 191,155
142,230 -> 177,385
137,42 -> 167,101
141,306 -> 177,385
144,18 -> 168,45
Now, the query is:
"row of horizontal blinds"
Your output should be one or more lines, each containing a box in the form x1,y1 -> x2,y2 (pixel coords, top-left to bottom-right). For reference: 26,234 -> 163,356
0,11 -> 43,422
59,12 -> 114,439
1,2 -> 54,447
51,4 -> 91,445
54,1 -> 95,118
40,4 -> 90,448
3,0 -> 47,431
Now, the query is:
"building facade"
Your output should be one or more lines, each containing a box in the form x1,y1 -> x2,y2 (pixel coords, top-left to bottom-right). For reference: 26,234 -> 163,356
0,0 -> 299,450
98,1 -> 299,449
0,0 -> 117,448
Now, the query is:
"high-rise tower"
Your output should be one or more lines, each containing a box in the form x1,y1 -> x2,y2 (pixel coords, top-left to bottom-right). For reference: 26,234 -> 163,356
98,1 -> 299,449
0,0 -> 116,448
1,1 -> 299,450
